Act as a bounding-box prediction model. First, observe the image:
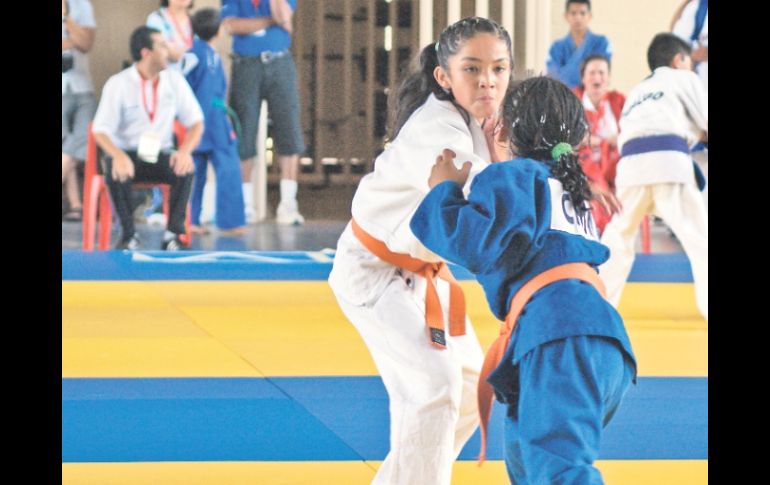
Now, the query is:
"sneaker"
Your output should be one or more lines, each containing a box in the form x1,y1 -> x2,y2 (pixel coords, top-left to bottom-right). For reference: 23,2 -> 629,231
276,203 -> 305,226
162,235 -> 187,251
115,233 -> 141,251
62,207 -> 83,222
244,207 -> 258,224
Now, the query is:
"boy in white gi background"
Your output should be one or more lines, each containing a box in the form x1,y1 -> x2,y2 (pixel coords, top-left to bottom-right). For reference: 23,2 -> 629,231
599,33 -> 708,320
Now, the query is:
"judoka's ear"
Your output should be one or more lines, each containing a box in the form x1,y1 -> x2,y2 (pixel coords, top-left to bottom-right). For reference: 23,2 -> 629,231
434,66 -> 452,91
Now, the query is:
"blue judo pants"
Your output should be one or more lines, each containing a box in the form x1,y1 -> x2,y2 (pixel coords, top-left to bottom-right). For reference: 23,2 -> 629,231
191,145 -> 245,230
504,336 -> 634,484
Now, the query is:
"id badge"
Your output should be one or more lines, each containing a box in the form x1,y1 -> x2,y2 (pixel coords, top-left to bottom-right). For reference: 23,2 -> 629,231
138,132 -> 161,164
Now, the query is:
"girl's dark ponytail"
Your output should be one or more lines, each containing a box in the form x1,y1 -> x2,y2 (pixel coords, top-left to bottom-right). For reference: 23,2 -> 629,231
387,43 -> 448,141
503,76 -> 592,218
551,149 -> 592,217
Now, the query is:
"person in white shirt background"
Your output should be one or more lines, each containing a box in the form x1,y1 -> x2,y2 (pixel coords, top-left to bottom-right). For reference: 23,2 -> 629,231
146,0 -> 194,72
62,0 -> 96,221
671,0 -> 707,91
671,0 -> 708,209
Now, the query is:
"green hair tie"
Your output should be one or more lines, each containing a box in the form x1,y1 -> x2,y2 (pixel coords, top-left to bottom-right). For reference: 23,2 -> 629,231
551,142 -> 573,160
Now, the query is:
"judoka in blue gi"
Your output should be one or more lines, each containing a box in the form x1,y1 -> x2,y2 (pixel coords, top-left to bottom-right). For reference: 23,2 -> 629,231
410,76 -> 637,484
546,0 -> 612,89
182,8 -> 246,232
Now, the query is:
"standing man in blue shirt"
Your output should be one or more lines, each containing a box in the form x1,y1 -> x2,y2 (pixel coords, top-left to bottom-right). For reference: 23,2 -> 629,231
221,0 -> 306,225
546,0 -> 612,89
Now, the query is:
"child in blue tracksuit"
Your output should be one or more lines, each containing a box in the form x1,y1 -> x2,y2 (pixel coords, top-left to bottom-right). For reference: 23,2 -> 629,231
410,76 -> 637,484
182,8 -> 246,232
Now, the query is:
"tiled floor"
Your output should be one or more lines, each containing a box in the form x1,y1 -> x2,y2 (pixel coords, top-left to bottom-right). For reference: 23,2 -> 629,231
62,182 -> 686,253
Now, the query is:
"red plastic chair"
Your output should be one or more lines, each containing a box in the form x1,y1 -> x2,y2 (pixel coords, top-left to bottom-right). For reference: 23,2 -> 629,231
82,122 -> 192,251
640,215 -> 651,254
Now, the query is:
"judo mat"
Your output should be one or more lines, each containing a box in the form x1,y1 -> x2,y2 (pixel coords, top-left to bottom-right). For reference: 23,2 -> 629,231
62,251 -> 707,484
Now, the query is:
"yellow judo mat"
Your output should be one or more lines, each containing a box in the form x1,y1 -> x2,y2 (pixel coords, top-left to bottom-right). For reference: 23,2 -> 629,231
63,281 -> 707,378
62,281 -> 707,484
62,460 -> 707,484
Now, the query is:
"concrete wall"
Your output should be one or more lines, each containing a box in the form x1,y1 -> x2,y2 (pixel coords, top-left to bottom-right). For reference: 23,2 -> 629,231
88,0 -> 680,97
548,0 -> 678,93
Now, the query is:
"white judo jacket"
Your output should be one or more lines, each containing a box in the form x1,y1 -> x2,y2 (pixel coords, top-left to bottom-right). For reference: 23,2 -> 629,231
615,67 -> 708,188
330,93 -> 492,306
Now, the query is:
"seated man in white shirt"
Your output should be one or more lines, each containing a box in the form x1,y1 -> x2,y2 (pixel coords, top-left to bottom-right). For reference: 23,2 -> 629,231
92,25 -> 204,250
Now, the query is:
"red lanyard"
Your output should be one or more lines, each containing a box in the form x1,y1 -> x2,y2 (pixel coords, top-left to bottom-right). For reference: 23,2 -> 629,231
141,77 -> 160,122
251,0 -> 261,9
162,8 -> 192,49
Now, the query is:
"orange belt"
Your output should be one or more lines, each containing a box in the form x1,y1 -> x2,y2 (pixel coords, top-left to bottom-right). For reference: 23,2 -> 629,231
350,218 -> 466,349
477,262 -> 606,464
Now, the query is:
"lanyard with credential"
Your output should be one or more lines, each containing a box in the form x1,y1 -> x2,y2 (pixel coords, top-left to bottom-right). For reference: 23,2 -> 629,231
141,78 -> 160,122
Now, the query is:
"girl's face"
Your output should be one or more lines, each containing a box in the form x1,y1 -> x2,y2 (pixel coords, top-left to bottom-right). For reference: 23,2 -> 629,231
434,33 -> 511,122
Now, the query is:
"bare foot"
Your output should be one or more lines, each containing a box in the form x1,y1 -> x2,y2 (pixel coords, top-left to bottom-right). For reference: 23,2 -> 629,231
218,226 -> 249,236
190,225 -> 210,235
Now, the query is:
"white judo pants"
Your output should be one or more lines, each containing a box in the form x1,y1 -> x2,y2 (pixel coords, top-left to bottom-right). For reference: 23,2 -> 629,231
599,182 -> 708,320
334,270 -> 484,485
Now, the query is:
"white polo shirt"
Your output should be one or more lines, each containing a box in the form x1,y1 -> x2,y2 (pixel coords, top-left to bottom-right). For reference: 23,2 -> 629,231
92,65 -> 204,151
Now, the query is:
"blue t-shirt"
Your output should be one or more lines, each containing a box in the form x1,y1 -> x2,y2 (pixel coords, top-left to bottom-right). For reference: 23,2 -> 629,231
221,0 -> 296,56
546,30 -> 612,89
410,159 -> 636,401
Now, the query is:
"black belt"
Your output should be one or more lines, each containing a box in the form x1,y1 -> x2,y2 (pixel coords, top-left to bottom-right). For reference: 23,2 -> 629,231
231,50 -> 290,63
259,50 -> 289,63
